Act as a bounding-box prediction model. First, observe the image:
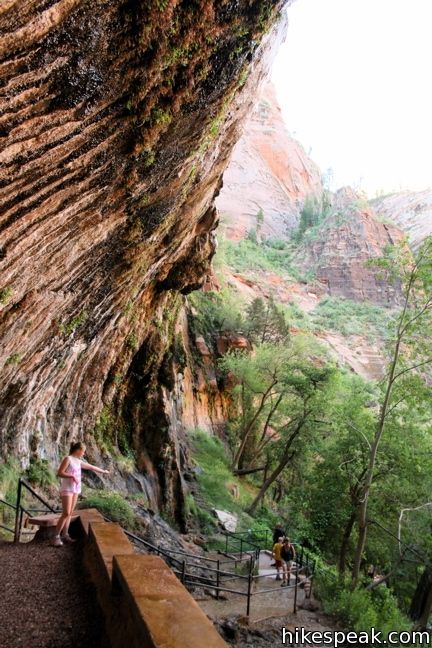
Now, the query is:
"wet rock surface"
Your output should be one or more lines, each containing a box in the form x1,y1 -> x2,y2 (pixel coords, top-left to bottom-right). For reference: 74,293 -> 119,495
0,1 -> 288,522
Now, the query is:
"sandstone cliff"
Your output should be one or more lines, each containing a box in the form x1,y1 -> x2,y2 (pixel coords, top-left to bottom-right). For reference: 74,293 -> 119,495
296,187 -> 405,305
372,189 -> 432,250
216,80 -> 323,240
0,0 -> 289,522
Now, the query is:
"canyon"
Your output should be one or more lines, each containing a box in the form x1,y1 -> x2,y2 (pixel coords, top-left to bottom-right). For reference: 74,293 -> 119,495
1,1 -> 429,528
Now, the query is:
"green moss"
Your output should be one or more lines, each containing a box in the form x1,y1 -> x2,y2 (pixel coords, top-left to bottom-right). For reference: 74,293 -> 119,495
126,332 -> 139,350
25,459 -> 56,489
82,490 -> 135,528
0,287 -> 12,305
5,353 -> 23,366
59,311 -> 87,336
93,407 -> 114,454
0,460 -> 20,503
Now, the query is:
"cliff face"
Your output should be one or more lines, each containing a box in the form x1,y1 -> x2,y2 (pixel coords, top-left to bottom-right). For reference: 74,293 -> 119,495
215,80 -> 323,240
0,1 -> 289,519
300,188 -> 405,304
372,189 -> 432,250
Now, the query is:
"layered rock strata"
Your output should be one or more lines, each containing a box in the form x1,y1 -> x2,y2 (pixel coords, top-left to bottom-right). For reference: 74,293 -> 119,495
0,0 -> 288,521
216,80 -> 323,240
300,188 -> 406,304
372,189 -> 432,250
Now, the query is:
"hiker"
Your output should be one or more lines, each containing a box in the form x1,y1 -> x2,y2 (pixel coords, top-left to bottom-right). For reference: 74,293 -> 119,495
272,522 -> 286,545
281,537 -> 296,586
52,441 -> 109,547
272,536 -> 286,581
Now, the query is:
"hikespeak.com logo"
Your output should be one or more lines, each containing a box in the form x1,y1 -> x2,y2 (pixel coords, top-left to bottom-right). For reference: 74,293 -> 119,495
281,627 -> 432,646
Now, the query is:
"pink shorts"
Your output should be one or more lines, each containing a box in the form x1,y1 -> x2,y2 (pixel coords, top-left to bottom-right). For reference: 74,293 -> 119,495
60,481 -> 81,496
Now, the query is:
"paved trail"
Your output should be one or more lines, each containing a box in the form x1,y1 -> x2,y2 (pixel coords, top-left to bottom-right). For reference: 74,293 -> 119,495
0,539 -> 108,648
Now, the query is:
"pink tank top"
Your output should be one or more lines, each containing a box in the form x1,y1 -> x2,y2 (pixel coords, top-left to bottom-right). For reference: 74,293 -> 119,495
60,456 -> 82,494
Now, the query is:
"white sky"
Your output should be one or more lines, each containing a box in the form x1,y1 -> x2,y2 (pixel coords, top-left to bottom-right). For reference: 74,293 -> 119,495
271,0 -> 432,196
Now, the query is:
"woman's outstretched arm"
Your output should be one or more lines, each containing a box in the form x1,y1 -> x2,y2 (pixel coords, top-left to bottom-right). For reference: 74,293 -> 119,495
80,460 -> 109,475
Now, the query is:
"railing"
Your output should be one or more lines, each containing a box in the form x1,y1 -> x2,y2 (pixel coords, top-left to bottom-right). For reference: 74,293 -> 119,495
13,478 -> 57,542
123,525 -> 317,616
221,530 -> 262,559
0,498 -> 16,535
7,479 -> 317,617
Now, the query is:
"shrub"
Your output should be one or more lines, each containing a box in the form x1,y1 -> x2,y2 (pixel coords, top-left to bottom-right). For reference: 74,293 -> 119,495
82,490 -> 135,528
25,459 -> 56,489
312,297 -> 393,340
0,460 -> 20,502
190,430 -> 252,513
314,570 -> 411,636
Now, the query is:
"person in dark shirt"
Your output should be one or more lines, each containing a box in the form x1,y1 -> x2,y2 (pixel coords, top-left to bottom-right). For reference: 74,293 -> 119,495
272,522 -> 286,545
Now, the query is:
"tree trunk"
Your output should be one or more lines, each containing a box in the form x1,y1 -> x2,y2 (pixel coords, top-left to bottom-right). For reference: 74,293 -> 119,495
351,334 -> 403,583
352,267 -> 419,584
246,421 -> 304,515
232,381 -> 276,471
233,466 -> 266,476
410,566 -> 432,628
338,509 -> 357,574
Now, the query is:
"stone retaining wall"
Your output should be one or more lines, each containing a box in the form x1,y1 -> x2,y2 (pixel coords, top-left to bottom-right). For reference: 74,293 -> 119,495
76,509 -> 227,648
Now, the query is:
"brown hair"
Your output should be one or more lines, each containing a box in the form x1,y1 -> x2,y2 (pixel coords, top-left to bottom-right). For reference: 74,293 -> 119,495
69,441 -> 86,454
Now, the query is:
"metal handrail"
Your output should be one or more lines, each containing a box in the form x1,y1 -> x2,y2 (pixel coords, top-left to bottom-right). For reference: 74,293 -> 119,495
14,478 -> 57,542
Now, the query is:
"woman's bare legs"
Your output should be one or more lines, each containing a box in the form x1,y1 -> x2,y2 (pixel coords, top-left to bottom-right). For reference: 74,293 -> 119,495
62,493 -> 78,537
53,494 -> 74,541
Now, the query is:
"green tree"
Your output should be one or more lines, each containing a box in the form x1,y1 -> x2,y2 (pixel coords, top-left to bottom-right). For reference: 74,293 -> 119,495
246,296 -> 290,346
352,238 -> 432,583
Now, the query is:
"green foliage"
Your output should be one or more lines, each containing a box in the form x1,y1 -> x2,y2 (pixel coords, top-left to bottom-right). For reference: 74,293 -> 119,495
184,493 -> 198,517
292,195 -> 324,243
5,353 -> 23,366
220,236 -> 301,280
190,430 -> 252,513
188,287 -> 244,341
83,490 -> 135,528
246,296 -> 290,345
196,508 -> 217,534
0,287 -> 12,305
312,296 -> 393,340
93,407 -> 114,453
25,459 -> 56,489
0,460 -> 20,502
126,332 -> 139,350
315,571 -> 411,635
59,311 -> 87,336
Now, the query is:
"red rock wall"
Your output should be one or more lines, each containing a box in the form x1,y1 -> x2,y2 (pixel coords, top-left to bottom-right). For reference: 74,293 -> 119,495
301,188 -> 405,304
216,80 -> 323,240
0,0 -> 288,505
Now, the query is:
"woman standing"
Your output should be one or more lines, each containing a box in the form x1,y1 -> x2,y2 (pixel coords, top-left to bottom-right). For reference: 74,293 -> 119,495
52,441 -> 109,547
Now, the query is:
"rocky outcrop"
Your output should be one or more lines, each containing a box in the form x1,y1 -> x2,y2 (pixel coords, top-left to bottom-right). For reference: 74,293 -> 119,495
372,189 -> 432,250
216,81 -> 323,240
300,188 -> 405,305
0,1 -> 289,521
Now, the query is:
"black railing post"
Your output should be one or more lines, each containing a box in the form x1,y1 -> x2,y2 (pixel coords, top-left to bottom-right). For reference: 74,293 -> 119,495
14,479 -> 22,543
225,533 -> 228,554
293,569 -> 298,614
246,573 -> 252,617
216,559 -> 220,600
240,537 -> 243,560
181,560 -> 186,584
